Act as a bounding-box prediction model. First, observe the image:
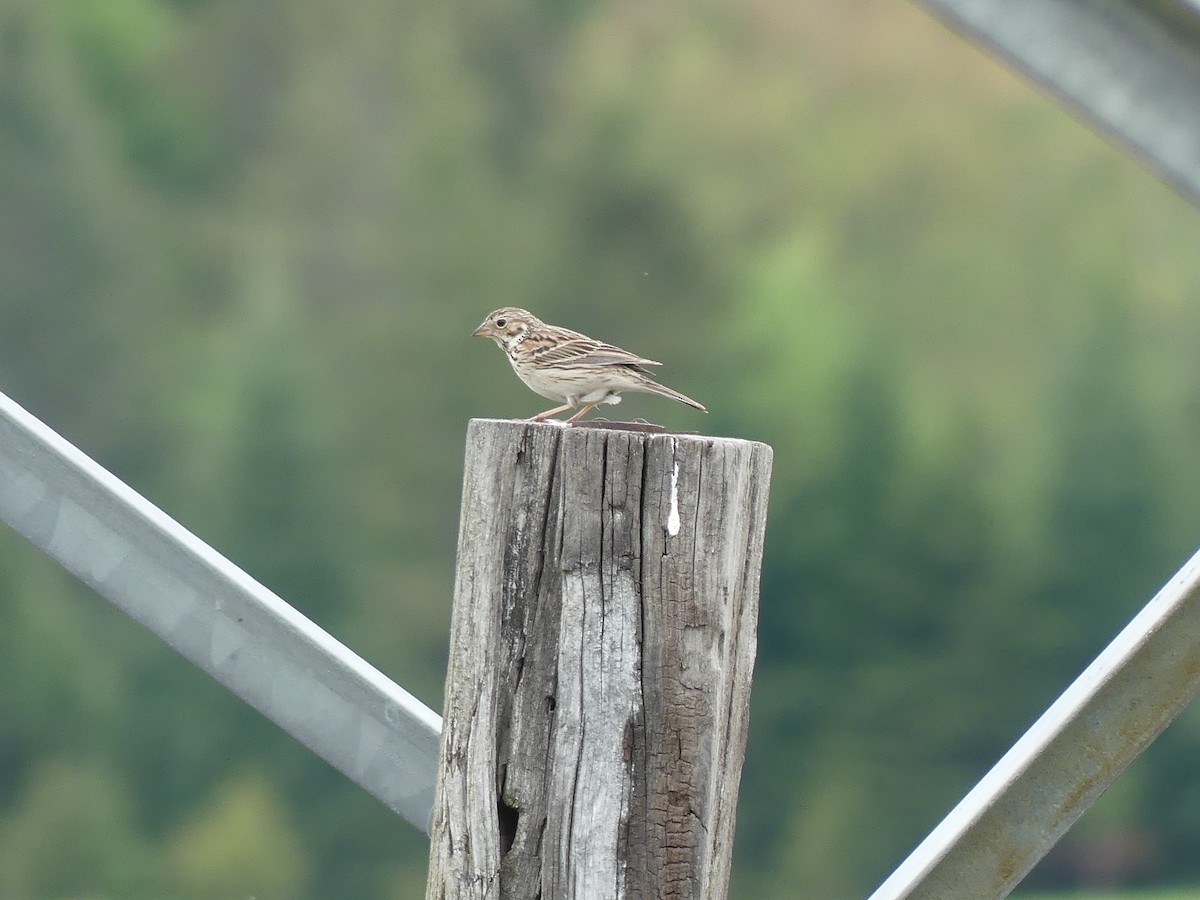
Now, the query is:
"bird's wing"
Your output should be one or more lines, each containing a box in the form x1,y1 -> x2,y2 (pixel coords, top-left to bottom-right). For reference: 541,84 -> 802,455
531,332 -> 662,367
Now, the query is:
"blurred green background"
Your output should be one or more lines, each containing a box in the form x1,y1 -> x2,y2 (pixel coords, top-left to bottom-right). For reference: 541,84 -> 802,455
3,0 -> 1200,897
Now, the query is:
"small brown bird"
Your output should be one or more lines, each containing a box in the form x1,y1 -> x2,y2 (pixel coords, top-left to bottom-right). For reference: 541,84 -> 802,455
472,307 -> 708,422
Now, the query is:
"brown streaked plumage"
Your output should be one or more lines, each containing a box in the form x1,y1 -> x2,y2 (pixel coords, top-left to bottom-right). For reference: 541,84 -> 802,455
472,307 -> 708,422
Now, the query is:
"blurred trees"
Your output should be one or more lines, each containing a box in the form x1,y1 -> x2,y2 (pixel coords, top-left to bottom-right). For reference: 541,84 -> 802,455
2,0 -> 1200,897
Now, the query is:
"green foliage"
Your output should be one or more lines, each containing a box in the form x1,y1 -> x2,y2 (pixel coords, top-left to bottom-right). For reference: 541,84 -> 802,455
3,0 -> 1200,897
0,760 -> 162,897
166,772 -> 310,899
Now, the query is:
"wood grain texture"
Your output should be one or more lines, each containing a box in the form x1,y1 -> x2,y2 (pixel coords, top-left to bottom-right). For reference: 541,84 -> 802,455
427,419 -> 773,900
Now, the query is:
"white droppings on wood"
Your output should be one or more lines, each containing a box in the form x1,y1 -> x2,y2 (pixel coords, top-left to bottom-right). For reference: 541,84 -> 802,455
667,463 -> 682,537
667,436 -> 681,537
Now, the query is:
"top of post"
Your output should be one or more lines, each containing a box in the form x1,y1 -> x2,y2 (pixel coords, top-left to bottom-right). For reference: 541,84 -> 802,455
466,417 -> 773,456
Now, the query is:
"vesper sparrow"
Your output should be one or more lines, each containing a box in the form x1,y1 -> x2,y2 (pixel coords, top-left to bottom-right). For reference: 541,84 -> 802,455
473,307 -> 708,422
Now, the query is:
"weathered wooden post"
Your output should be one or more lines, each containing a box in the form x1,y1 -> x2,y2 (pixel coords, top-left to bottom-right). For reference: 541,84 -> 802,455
427,419 -> 772,900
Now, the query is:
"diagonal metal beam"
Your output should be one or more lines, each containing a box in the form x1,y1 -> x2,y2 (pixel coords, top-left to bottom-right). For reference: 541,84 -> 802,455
0,389 -> 441,833
916,0 -> 1200,206
869,548 -> 1200,898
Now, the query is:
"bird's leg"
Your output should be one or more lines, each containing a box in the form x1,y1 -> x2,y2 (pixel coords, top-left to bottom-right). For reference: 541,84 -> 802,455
531,402 -> 575,421
566,403 -> 598,423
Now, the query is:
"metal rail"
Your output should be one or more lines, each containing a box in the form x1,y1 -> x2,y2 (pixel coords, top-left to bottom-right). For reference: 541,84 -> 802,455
0,390 -> 441,833
916,0 -> 1200,206
869,548 -> 1200,898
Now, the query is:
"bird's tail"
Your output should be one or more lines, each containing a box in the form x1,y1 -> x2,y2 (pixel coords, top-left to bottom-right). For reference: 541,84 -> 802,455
637,373 -> 708,413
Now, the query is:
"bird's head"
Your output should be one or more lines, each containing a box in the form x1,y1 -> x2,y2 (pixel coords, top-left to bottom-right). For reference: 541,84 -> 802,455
473,308 -> 538,350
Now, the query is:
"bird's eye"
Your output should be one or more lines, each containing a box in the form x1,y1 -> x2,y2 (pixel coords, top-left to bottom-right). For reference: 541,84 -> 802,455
495,317 -> 507,328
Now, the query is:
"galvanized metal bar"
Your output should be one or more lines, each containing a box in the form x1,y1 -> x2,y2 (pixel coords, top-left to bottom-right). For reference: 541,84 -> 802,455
0,390 -> 441,833
869,548 -> 1200,899
914,0 -> 1200,206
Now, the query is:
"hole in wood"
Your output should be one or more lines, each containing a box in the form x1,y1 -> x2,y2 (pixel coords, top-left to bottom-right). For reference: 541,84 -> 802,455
498,796 -> 519,856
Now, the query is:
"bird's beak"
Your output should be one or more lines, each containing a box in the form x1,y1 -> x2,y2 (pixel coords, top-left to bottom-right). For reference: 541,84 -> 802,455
472,321 -> 490,338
